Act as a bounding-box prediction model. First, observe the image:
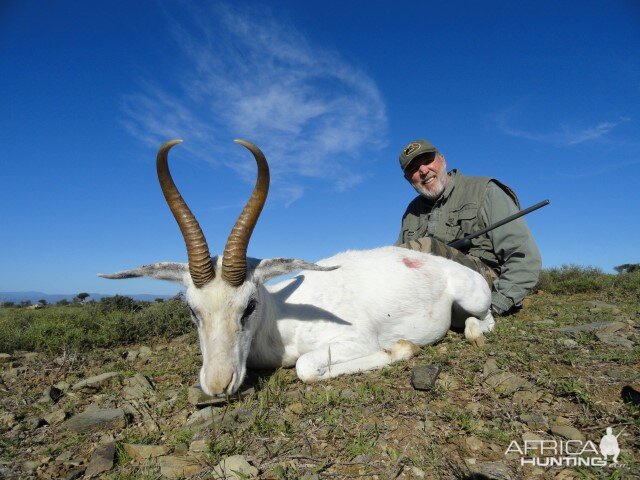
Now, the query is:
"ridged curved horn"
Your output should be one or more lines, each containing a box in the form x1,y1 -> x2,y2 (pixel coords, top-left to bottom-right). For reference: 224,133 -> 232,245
221,139 -> 270,286
157,140 -> 215,288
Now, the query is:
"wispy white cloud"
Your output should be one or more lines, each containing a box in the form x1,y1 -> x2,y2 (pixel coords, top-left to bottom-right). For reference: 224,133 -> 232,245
495,109 -> 629,146
122,4 -> 387,204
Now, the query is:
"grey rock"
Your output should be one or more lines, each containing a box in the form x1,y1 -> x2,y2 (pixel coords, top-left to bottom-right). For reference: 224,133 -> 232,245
84,442 -> 115,477
61,408 -> 126,433
157,455 -> 204,479
188,385 -> 226,406
557,321 -> 627,337
64,467 -> 85,480
138,346 -> 152,358
411,363 -> 441,391
189,439 -> 209,453
520,413 -> 548,430
39,386 -> 64,404
122,373 -> 155,400
0,412 -> 17,429
20,352 -> 38,361
485,371 -> 531,395
7,366 -> 27,377
471,461 -> 514,480
25,416 -> 47,429
595,332 -> 634,349
0,353 -> 13,363
123,443 -> 169,460
71,372 -> 120,392
212,455 -> 258,479
512,389 -> 543,405
550,424 -> 585,441
483,358 -> 500,377
23,460 -> 42,473
185,406 -> 215,430
64,467 -> 86,480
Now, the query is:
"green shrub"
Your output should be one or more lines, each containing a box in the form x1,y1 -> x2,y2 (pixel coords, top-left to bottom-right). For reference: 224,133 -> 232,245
0,299 -> 192,354
537,264 -> 640,296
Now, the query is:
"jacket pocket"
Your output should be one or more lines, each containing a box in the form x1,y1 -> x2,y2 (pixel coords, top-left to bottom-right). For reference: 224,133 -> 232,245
445,204 -> 478,241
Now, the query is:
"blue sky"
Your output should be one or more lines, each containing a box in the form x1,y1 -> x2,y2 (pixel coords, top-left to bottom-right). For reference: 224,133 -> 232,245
1,1 -> 639,296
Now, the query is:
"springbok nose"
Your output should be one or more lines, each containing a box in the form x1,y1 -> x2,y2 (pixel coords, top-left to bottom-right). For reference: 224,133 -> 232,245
200,366 -> 234,396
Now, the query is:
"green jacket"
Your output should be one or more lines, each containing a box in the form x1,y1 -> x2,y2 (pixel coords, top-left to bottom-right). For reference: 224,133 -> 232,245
396,170 -> 542,314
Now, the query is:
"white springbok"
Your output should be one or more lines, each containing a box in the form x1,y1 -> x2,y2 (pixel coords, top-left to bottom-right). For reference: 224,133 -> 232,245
100,139 -> 494,396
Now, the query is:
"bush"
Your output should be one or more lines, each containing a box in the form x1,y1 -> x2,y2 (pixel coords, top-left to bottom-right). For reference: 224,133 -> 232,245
537,264 -> 640,296
0,299 -> 192,354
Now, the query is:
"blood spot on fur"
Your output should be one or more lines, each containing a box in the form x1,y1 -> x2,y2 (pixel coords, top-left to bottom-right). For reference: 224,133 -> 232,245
402,257 -> 422,269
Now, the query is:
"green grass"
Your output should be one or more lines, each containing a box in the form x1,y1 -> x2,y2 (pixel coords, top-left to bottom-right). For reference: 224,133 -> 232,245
0,299 -> 191,354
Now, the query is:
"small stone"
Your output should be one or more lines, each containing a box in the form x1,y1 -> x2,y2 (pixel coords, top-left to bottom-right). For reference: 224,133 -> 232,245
123,444 -> 169,461
55,381 -> 70,391
561,339 -> 578,348
557,321 -> 625,337
520,414 -> 548,430
0,353 -> 13,363
23,460 -> 42,472
483,358 -> 500,377
339,389 -> 356,399
485,371 -> 531,395
84,442 -> 115,477
465,436 -> 485,452
55,450 -> 74,463
212,455 -> 258,480
122,373 -> 155,400
71,372 -> 120,392
411,466 -> 426,478
157,455 -> 204,479
285,402 -> 304,415
44,409 -> 67,425
595,333 -> 634,349
0,412 -> 17,429
64,468 -> 85,480
185,406 -> 215,430
189,439 -> 209,453
466,402 -> 483,415
512,389 -> 543,405
472,461 -> 513,480
138,346 -> 152,358
40,386 -> 64,404
188,385 -> 226,406
550,424 -> 585,442
61,408 -> 126,433
125,350 -> 139,361
411,363 -> 441,391
436,373 -> 459,390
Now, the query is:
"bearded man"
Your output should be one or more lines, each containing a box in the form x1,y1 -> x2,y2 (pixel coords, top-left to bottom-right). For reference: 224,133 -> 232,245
396,139 -> 541,316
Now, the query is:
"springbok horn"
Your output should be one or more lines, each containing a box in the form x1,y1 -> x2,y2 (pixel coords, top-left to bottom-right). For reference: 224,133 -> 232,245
221,139 -> 270,286
157,140 -> 215,288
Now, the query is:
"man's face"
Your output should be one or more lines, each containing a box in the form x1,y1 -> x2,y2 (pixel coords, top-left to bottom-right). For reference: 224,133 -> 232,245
404,153 -> 449,200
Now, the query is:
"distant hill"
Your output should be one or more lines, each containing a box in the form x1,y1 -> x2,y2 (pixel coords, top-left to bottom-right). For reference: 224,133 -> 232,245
0,291 -> 176,303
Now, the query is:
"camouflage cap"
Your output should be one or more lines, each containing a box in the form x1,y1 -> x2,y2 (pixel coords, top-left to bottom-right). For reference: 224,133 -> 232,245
398,139 -> 438,171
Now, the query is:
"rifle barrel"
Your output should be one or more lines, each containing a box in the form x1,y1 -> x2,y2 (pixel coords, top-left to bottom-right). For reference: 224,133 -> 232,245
447,199 -> 550,249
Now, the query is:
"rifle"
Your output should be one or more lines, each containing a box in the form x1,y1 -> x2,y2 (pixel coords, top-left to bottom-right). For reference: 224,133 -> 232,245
447,199 -> 550,251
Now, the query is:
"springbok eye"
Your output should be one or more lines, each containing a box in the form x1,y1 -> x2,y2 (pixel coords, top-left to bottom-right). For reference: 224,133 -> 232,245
241,299 -> 257,327
188,305 -> 200,325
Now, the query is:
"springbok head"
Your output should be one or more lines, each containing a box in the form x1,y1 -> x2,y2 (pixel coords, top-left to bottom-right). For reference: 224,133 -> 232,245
100,140 -> 332,395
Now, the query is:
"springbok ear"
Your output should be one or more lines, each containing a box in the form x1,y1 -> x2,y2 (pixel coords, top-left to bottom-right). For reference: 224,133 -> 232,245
250,258 -> 339,284
98,262 -> 191,286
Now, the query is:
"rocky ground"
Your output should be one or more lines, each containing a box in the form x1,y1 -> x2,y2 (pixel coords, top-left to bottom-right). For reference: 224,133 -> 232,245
0,291 -> 638,479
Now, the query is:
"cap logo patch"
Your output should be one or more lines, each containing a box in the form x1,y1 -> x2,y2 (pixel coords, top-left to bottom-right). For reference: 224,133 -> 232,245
403,142 -> 421,156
